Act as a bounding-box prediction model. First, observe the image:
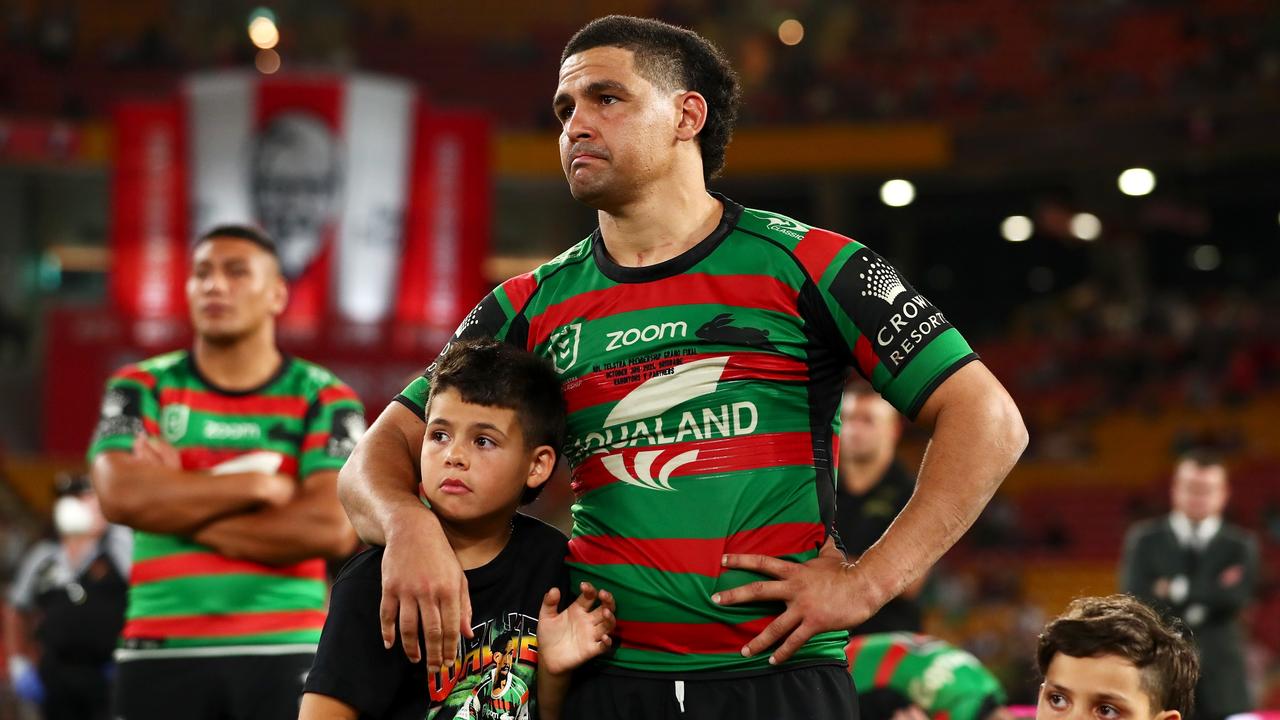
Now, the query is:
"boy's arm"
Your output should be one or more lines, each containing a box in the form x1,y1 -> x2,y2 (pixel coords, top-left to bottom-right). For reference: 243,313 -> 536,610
191,470 -> 359,565
298,693 -> 359,720
536,584 -> 616,720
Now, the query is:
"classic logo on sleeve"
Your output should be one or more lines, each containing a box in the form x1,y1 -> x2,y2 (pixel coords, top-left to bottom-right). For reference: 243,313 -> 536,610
325,408 -> 367,458
832,249 -> 956,375
93,386 -> 145,440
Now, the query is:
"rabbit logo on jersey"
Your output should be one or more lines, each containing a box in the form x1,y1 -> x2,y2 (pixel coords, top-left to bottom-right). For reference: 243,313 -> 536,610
577,356 -> 758,491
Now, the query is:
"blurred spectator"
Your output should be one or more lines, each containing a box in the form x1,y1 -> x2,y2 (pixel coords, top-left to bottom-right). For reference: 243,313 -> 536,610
3,473 -> 131,720
1119,449 -> 1260,720
835,384 -> 924,635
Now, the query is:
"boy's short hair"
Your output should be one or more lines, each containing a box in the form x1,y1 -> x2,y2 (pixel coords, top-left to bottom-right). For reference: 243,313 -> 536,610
1037,595 -> 1199,715
427,339 -> 567,505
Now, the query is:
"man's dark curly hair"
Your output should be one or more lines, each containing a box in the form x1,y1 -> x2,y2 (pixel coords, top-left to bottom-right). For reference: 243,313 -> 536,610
561,15 -> 741,181
1037,595 -> 1199,715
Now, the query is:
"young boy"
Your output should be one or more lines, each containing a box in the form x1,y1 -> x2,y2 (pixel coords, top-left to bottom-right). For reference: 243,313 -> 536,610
301,339 -> 614,720
1036,595 -> 1199,720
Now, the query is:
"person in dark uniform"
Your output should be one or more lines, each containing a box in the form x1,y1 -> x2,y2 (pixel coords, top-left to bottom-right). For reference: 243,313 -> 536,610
1119,449 -> 1259,720
4,474 -> 131,720
834,384 -> 924,635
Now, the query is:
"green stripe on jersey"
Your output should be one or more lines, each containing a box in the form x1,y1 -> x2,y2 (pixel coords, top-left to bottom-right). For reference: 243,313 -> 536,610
137,629 -> 323,649
608,631 -> 847,673
127,575 -> 327,619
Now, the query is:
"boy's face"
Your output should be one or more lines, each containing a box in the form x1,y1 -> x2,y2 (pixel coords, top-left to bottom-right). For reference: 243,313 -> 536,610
421,388 -> 552,523
1038,654 -> 1179,720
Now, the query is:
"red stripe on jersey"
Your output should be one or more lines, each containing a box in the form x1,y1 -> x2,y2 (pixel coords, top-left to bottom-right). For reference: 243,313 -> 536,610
131,553 -> 325,585
301,432 -> 328,452
142,418 -> 160,435
844,635 -> 866,669
793,228 -> 854,282
874,642 -> 909,687
179,448 -> 298,477
853,334 -> 879,379
935,713 -> 951,720
562,352 -> 808,413
500,271 -> 538,316
318,385 -> 357,405
122,609 -> 326,639
568,522 -> 824,577
571,432 -> 815,495
118,367 -> 158,389
528,274 -> 799,348
159,388 -> 308,417
614,616 -> 774,656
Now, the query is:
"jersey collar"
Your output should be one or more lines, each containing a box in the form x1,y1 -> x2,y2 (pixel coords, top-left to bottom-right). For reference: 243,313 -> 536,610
591,192 -> 744,284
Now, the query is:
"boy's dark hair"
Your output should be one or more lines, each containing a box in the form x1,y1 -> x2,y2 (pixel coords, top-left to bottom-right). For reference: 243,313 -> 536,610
1178,446 -> 1225,470
561,15 -> 741,181
427,339 -> 567,505
196,224 -> 280,262
1037,595 -> 1199,715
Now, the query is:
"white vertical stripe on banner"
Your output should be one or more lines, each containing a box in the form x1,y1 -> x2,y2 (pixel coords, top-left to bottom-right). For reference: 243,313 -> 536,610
186,73 -> 255,238
427,131 -> 463,328
336,75 -> 414,324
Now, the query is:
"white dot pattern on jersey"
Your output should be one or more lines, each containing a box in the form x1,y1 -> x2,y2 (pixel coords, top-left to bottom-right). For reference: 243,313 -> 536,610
858,254 -> 907,304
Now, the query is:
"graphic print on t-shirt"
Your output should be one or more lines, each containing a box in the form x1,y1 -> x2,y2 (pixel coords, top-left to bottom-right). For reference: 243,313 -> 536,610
428,615 -> 538,720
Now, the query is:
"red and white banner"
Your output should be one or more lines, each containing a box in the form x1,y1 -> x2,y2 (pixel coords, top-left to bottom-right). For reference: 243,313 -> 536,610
110,72 -> 491,350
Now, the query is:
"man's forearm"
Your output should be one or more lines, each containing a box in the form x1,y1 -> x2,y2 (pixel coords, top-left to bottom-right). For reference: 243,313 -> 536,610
91,454 -> 279,535
193,488 -> 358,565
856,367 -> 1026,607
337,403 -> 427,546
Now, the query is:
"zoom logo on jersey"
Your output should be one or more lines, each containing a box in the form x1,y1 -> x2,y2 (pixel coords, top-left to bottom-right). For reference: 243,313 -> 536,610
203,419 -> 263,441
831,249 -> 955,374
604,321 -> 687,352
574,357 -> 758,491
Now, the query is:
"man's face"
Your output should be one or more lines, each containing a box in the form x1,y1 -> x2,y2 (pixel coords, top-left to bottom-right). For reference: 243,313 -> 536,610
1037,654 -> 1175,720
553,46 -> 683,208
1170,461 -> 1228,523
186,238 -> 286,344
839,392 -> 902,464
493,639 -> 517,680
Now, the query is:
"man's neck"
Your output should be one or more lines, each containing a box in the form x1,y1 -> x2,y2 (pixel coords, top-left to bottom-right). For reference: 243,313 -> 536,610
193,327 -> 282,392
440,513 -> 513,571
597,181 -> 722,268
840,453 -> 894,496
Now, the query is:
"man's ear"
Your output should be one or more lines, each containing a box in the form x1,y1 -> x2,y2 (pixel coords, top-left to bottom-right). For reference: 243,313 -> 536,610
525,446 -> 557,490
1153,710 -> 1180,720
268,270 -> 289,316
675,91 -> 708,142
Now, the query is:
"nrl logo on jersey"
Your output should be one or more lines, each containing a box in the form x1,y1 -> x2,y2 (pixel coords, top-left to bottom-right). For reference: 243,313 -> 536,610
160,405 -> 190,442
548,323 -> 581,374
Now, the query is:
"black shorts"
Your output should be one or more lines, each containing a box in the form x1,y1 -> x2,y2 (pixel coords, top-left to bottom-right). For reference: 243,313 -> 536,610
563,663 -> 858,720
113,652 -> 314,720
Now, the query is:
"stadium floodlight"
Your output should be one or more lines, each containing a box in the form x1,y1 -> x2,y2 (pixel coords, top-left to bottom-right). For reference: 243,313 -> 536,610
778,19 -> 805,46
249,15 -> 279,50
1070,212 -> 1102,241
1001,215 -> 1033,243
1189,244 -> 1221,271
880,179 -> 915,208
1118,167 -> 1156,196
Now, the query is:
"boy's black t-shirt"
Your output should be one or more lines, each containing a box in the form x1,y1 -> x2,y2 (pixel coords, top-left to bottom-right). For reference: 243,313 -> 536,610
305,513 -> 570,720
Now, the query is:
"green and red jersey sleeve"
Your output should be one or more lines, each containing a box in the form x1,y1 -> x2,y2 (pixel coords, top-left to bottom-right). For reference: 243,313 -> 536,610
87,362 -> 164,461
299,378 -> 365,479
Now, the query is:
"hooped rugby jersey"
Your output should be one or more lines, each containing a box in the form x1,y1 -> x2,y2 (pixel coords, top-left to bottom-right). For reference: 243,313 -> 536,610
396,194 -> 976,673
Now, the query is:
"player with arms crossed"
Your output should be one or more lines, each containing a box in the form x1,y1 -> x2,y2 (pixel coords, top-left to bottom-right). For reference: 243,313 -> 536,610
89,225 -> 362,720
340,16 -> 1027,720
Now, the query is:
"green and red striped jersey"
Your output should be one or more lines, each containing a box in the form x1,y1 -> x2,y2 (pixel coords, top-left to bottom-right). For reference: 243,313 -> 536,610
87,350 -> 364,654
397,195 -> 976,674
847,633 -> 1006,720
